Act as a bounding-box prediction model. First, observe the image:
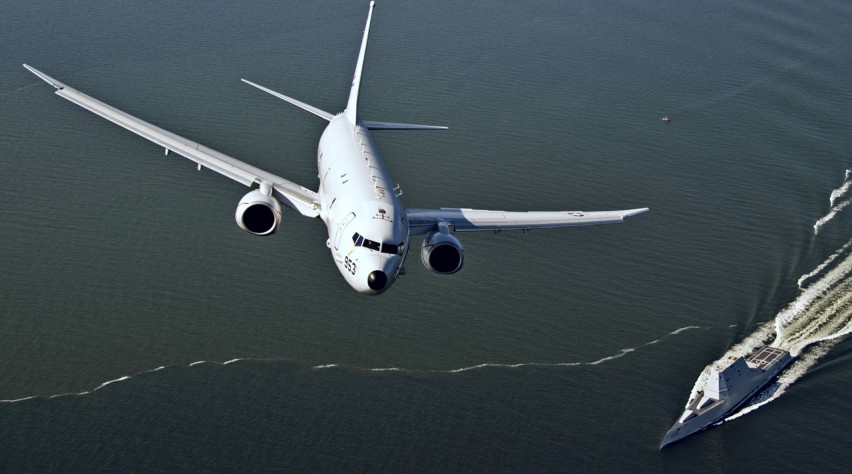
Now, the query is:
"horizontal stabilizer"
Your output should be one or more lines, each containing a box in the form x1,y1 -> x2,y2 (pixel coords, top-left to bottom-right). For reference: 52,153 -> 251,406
241,78 -> 334,121
362,120 -> 448,131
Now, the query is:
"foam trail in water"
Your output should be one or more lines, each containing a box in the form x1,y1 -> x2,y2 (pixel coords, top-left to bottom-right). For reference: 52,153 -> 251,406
814,169 -> 852,234
814,199 -> 852,234
0,358 -> 252,404
1,372 -> 152,404
315,326 -> 704,374
3,327 -> 705,404
798,239 -> 852,288
98,376 -> 130,388
774,241 -> 852,355
830,170 -> 852,206
0,396 -> 37,403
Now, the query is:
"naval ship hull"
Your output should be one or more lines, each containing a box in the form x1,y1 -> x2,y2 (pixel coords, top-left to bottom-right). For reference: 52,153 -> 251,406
662,346 -> 793,447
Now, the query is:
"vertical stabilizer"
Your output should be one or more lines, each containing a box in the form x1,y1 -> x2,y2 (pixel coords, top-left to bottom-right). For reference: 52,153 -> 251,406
344,1 -> 376,124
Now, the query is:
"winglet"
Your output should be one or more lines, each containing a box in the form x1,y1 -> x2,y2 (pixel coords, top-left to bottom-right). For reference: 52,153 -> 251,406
621,208 -> 650,218
344,1 -> 376,124
23,64 -> 65,90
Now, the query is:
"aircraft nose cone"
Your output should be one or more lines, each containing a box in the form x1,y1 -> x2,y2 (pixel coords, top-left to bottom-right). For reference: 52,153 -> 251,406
367,270 -> 388,291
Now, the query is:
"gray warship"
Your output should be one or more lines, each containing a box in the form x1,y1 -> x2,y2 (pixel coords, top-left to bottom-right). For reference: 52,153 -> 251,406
661,345 -> 793,447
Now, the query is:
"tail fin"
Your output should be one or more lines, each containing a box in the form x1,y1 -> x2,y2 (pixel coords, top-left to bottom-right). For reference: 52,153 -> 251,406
344,1 -> 376,124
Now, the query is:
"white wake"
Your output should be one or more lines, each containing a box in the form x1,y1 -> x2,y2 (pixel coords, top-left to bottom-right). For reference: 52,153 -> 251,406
814,169 -> 852,234
313,325 -> 704,374
1,326 -> 705,404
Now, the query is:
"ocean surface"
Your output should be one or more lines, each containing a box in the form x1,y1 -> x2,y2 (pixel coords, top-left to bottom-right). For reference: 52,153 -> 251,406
2,0 -> 852,471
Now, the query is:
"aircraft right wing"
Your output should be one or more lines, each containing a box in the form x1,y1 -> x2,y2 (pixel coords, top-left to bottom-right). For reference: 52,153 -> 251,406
406,207 -> 649,235
23,64 -> 320,218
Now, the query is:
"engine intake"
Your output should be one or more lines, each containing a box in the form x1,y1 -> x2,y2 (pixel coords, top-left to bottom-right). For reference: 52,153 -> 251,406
421,229 -> 464,274
235,189 -> 282,236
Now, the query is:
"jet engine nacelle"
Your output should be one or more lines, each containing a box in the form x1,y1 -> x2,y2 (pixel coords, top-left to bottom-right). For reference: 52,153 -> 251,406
421,229 -> 464,274
235,189 -> 282,236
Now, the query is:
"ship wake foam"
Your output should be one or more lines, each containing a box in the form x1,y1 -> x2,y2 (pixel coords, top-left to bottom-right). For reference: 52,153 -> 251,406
1,326 -> 706,404
773,241 -> 852,356
313,325 -> 706,374
814,169 -> 852,235
798,239 -> 852,289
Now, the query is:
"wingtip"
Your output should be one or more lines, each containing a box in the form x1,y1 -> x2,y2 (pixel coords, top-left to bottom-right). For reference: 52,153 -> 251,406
23,64 -> 64,90
623,207 -> 650,218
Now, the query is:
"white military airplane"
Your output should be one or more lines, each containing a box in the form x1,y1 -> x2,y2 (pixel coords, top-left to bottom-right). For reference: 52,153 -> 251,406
24,1 -> 647,295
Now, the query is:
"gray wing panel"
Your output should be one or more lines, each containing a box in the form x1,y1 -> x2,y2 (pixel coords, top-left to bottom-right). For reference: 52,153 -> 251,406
406,208 -> 649,235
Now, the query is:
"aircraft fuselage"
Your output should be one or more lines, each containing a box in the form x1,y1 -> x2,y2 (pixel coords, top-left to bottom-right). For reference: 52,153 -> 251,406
317,116 -> 408,294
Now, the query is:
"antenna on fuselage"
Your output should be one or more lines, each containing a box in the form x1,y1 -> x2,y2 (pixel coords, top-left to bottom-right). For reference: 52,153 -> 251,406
344,1 -> 376,125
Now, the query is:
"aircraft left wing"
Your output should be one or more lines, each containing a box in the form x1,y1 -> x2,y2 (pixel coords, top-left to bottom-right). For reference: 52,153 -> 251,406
406,207 -> 649,235
23,64 -> 320,218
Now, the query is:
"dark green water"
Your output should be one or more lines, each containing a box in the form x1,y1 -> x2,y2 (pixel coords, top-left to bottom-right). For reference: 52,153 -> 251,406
2,0 -> 852,471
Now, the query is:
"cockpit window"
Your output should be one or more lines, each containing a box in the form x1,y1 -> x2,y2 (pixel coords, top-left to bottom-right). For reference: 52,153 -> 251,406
351,232 -> 404,255
362,238 -> 381,251
381,242 -> 403,255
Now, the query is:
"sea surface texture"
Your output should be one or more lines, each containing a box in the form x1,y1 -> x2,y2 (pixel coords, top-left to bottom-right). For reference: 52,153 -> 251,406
1,0 -> 851,471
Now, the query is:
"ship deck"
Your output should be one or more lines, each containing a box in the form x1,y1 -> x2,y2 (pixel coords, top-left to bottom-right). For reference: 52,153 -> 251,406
747,346 -> 787,370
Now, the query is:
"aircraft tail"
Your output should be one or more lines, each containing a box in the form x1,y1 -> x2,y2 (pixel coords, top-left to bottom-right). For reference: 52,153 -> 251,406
344,1 -> 376,124
243,2 -> 447,131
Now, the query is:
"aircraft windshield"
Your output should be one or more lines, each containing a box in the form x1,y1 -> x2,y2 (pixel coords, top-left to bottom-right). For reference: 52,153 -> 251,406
363,238 -> 381,251
352,233 -> 404,255
381,243 -> 401,254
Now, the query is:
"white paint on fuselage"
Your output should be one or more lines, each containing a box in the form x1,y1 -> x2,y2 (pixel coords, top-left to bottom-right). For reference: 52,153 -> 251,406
317,115 -> 408,294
